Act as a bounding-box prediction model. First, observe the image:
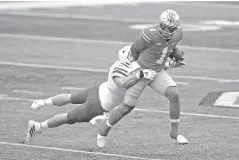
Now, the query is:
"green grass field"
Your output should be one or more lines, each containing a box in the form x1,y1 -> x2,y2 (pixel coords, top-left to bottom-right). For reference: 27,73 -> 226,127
1,2 -> 239,160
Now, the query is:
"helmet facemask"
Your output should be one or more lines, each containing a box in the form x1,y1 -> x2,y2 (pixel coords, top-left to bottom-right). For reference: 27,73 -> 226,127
158,22 -> 178,40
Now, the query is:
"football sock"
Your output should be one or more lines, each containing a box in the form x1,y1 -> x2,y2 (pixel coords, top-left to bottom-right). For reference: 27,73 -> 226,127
98,120 -> 112,137
44,98 -> 53,106
169,101 -> 180,139
40,120 -> 49,129
99,103 -> 134,136
170,119 -> 179,139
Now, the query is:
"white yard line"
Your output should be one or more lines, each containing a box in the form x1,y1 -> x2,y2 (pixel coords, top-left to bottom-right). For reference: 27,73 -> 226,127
0,61 -> 238,83
62,87 -> 86,90
0,96 -> 34,102
0,1 -> 238,10
175,82 -> 189,85
135,108 -> 239,120
0,33 -> 128,45
0,11 -> 156,23
0,61 -> 107,73
0,11 -> 222,32
1,95 -> 239,120
0,94 -> 8,97
0,1 -> 169,10
0,141 -> 160,160
13,89 -> 43,95
173,2 -> 239,9
0,33 -> 239,53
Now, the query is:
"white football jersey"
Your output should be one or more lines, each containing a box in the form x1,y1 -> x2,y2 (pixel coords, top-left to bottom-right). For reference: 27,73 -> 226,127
99,60 -> 131,111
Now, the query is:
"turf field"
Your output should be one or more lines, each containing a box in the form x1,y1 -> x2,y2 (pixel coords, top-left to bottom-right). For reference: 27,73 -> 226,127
0,2 -> 239,160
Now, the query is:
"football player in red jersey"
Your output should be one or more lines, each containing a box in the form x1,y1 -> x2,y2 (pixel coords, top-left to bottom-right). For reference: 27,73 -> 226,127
97,9 -> 188,147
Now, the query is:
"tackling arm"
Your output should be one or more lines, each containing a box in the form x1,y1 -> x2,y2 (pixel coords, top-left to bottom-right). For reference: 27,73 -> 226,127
113,74 -> 140,88
113,69 -> 156,88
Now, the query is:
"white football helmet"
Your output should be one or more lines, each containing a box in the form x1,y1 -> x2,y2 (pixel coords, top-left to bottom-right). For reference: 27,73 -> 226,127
158,9 -> 180,40
118,45 -> 134,64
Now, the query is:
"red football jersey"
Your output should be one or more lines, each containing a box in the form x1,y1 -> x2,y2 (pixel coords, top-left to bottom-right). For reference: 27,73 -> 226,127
131,25 -> 183,72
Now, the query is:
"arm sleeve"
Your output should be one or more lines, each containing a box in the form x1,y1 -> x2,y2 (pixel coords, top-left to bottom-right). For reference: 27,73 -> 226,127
112,67 -> 128,78
111,62 -> 130,78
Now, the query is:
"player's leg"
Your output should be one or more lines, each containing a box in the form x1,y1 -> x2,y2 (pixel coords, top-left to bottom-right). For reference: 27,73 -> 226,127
165,86 -> 180,139
26,113 -> 68,143
98,103 -> 134,136
26,104 -> 90,143
47,86 -> 104,126
97,79 -> 151,147
148,70 -> 188,144
165,86 -> 187,144
30,89 -> 88,110
97,103 -> 134,147
26,87 -> 104,143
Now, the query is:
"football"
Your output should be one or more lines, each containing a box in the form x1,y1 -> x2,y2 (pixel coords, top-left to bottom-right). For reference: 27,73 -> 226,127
169,46 -> 184,61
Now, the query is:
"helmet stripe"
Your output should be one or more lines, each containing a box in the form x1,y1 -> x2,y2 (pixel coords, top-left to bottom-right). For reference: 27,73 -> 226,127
167,12 -> 175,23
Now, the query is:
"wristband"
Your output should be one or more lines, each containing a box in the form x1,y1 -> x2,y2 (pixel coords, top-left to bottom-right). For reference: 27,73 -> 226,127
139,70 -> 144,78
136,71 -> 144,79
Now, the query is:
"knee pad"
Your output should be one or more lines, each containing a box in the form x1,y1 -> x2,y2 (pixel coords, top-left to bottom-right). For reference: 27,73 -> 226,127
118,104 -> 134,116
165,86 -> 179,102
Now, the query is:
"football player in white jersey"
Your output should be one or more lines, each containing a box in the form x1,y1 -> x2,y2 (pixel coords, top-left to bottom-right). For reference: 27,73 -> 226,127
25,45 -> 157,143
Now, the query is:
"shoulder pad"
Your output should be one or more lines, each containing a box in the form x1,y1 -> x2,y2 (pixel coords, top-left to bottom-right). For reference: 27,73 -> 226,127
141,26 -> 157,43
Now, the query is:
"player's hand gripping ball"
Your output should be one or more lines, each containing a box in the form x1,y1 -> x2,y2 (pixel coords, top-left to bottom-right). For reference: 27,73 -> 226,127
169,46 -> 184,61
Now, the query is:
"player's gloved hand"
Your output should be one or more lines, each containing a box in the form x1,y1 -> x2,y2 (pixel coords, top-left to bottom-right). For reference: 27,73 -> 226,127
136,69 -> 156,80
165,60 -> 187,69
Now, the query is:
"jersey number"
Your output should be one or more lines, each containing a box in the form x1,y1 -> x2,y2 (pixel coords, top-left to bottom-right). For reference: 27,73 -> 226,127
156,47 -> 168,64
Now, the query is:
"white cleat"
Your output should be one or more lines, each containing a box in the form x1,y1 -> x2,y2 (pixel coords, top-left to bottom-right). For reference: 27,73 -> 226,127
177,135 -> 188,145
30,99 -> 46,110
97,134 -> 107,148
89,112 -> 109,125
25,120 -> 41,143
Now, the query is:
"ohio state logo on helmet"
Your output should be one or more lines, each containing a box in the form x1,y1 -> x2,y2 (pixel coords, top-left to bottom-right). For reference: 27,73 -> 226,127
167,11 -> 175,23
158,9 -> 180,40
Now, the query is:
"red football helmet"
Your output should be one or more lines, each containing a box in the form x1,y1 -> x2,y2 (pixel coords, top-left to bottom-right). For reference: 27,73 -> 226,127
158,9 -> 180,40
